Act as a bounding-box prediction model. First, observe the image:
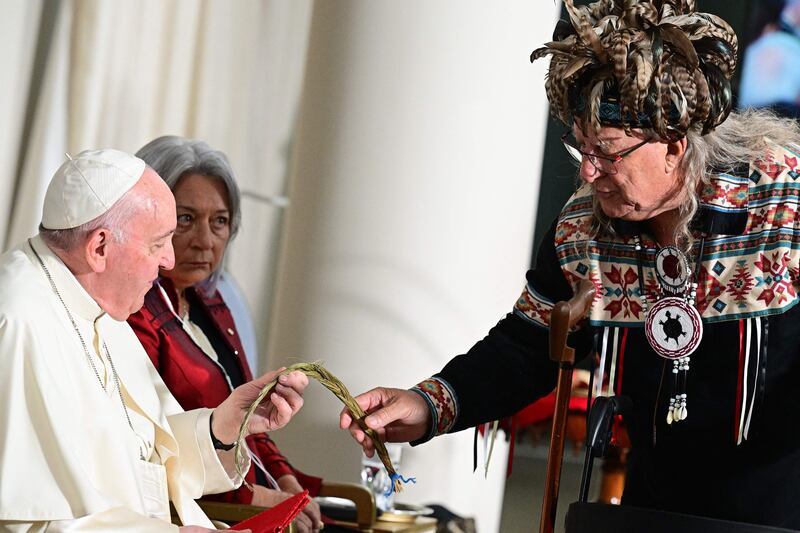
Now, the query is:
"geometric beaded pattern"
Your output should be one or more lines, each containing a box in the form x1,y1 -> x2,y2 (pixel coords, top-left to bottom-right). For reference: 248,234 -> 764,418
412,377 -> 458,437
515,140 -> 800,327
513,283 -> 558,329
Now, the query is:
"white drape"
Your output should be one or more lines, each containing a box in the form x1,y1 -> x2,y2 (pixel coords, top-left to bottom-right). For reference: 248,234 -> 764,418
0,0 -> 45,245
0,0 -> 313,370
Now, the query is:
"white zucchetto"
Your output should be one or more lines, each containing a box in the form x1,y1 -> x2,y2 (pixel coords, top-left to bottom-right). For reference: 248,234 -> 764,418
41,149 -> 145,230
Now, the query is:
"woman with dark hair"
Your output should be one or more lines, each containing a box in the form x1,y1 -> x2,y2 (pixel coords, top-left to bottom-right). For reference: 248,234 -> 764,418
342,0 -> 800,529
128,136 -> 323,533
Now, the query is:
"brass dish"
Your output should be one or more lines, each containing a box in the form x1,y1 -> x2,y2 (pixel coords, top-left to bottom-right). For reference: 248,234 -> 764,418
379,503 -> 434,523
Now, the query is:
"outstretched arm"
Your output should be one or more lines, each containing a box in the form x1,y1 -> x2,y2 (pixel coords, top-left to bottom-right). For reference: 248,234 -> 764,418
338,219 -> 593,452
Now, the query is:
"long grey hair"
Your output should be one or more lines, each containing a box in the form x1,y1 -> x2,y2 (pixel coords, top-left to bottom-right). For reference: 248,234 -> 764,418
591,108 -> 800,248
136,135 -> 242,293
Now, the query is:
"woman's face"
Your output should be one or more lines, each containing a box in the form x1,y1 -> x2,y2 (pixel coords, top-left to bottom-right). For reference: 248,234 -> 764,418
573,124 -> 687,221
162,173 -> 231,291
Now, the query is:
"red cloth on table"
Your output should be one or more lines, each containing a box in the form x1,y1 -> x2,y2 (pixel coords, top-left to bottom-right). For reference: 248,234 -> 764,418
230,490 -> 310,532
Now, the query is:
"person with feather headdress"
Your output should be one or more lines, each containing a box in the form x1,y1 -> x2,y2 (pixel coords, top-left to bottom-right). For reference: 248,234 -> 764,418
341,0 -> 800,528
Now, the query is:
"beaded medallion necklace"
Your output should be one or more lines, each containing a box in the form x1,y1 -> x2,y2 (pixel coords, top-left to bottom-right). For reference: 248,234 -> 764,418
635,234 -> 707,424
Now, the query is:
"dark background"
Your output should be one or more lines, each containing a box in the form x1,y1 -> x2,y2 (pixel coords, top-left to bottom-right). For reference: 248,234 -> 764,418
530,0 -> 755,263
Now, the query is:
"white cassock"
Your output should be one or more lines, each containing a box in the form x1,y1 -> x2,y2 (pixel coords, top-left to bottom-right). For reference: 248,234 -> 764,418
0,236 -> 250,531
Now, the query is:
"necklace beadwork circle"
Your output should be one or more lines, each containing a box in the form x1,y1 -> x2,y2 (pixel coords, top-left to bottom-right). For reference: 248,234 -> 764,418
644,296 -> 703,359
655,245 -> 690,292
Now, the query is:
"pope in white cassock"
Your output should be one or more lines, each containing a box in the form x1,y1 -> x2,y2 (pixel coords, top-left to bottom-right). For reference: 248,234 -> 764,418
0,149 -> 308,532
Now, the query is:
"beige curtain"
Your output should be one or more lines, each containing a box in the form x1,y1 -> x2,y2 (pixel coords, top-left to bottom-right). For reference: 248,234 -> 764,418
0,0 -> 313,370
0,0 -> 44,245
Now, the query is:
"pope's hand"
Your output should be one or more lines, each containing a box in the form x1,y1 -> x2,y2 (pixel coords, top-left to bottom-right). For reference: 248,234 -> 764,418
212,369 -> 308,444
339,387 -> 432,457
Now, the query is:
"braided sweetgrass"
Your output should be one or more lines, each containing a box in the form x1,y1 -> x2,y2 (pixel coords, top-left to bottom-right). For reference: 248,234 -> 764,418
234,362 -> 413,494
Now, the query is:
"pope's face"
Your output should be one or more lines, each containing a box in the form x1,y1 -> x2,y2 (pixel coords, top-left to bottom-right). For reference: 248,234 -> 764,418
102,169 -> 176,320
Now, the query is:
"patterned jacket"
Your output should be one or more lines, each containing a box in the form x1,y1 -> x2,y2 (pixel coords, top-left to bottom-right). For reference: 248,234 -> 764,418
414,139 -> 800,529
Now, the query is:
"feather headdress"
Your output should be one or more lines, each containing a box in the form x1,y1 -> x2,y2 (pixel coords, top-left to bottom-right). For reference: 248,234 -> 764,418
532,0 -> 737,140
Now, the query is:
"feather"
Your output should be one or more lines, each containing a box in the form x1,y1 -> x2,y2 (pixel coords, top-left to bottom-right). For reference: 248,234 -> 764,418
674,63 -> 697,119
578,18 -> 610,63
563,0 -> 608,64
632,50 -> 655,106
652,62 -> 666,137
596,15 -> 621,35
542,35 -> 579,52
588,0 -> 621,21
553,19 -> 577,42
531,46 -> 553,62
563,0 -> 585,30
623,0 -> 639,27
702,62 -> 732,132
693,69 -> 711,127
589,80 -> 606,133
563,56 -> 595,80
699,13 -> 738,55
632,2 -> 659,26
670,86 -> 690,132
659,23 -> 699,70
661,67 -> 676,138
693,35 -> 736,75
650,25 -> 664,64
611,34 -> 630,83
662,14 -> 707,30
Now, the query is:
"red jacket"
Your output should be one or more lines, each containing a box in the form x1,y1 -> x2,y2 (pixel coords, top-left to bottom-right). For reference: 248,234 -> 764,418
128,278 -> 322,504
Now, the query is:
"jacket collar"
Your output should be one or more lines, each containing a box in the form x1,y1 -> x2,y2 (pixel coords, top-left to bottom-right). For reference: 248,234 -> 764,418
155,275 -> 226,312
155,276 -> 181,315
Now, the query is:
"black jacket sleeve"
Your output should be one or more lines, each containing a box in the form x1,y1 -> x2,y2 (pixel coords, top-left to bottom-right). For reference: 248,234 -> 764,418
435,219 -> 593,433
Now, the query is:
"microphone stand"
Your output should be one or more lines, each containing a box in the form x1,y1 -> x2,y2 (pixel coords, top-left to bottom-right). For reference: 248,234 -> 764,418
578,395 -> 631,503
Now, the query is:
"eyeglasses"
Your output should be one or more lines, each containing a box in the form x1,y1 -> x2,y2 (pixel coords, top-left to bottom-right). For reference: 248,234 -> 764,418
561,131 -> 651,175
